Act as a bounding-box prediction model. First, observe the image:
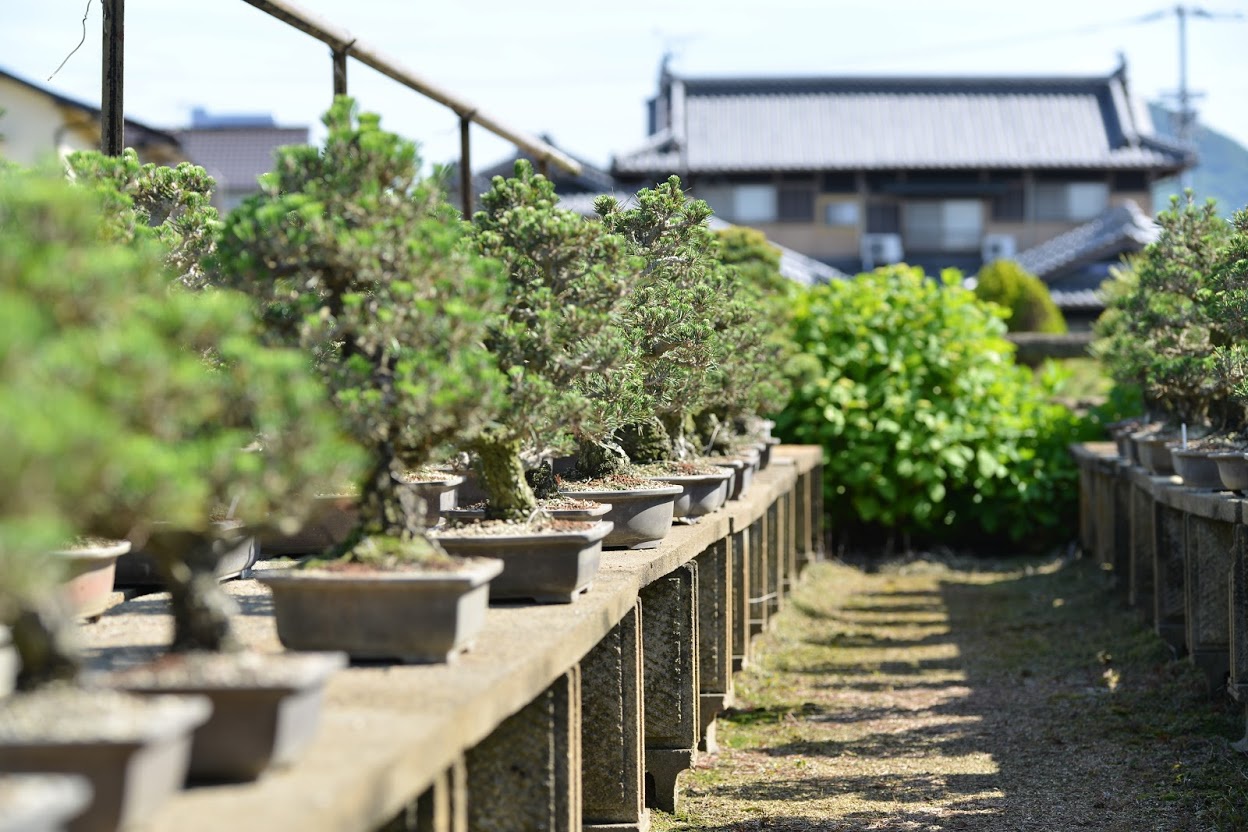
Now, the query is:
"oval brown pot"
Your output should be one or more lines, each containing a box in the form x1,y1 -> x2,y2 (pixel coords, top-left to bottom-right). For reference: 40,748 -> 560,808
431,520 -> 613,604
256,557 -> 503,663
47,540 -> 130,622
556,485 -> 682,550
1211,451 -> 1248,492
1171,448 -> 1227,490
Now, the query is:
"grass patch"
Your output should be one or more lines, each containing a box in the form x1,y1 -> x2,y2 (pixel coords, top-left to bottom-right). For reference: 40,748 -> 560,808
654,554 -> 1248,831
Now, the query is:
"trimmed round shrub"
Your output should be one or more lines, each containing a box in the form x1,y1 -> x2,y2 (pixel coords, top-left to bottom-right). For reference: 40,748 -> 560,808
776,266 -> 1081,545
974,259 -> 1067,334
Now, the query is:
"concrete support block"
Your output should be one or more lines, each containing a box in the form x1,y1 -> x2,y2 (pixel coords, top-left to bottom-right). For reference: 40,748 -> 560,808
766,501 -> 782,618
466,668 -> 582,832
748,519 -> 767,638
1130,481 -> 1156,620
1153,502 -> 1188,655
812,463 -> 825,559
795,470 -> 814,570
781,491 -> 797,593
1231,540 -> 1248,704
731,528 -> 750,673
1095,468 -> 1116,568
641,564 -> 699,814
380,757 -> 467,832
581,603 -> 647,832
1113,469 -> 1132,581
1079,464 -> 1096,555
1184,515 -> 1235,691
695,540 -> 733,753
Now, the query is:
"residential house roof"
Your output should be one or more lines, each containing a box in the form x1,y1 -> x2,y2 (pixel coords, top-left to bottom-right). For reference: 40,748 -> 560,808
616,67 -> 1192,176
557,193 -> 846,286
172,125 -> 308,193
1015,199 -> 1158,310
0,68 -> 183,162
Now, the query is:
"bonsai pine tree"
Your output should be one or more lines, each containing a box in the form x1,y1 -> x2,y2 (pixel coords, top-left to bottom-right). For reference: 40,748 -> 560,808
66,148 -> 220,289
591,178 -> 726,468
694,227 -> 792,452
466,160 -> 643,519
0,168 -> 361,684
1094,194 -> 1231,429
1204,206 -> 1248,433
216,97 -> 503,561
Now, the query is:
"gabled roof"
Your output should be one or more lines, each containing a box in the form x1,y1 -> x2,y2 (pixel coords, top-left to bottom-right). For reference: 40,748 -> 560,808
556,193 -> 845,286
616,67 -> 1192,176
0,67 -> 182,157
172,125 -> 308,191
1015,199 -> 1157,281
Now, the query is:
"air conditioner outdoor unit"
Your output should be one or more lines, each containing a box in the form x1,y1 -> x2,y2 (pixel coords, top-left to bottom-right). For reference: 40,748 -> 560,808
860,233 -> 903,270
981,233 -> 1017,263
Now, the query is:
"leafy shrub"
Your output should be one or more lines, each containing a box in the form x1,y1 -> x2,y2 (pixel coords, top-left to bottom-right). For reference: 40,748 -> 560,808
974,259 -> 1067,334
776,266 -> 1080,544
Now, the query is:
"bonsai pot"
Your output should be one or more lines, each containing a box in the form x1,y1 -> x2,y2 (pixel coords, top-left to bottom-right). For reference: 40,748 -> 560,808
1211,451 -> 1248,493
441,500 -> 611,524
48,540 -> 130,621
256,557 -> 503,663
259,494 -> 356,557
0,774 -> 92,832
557,484 -> 682,550
1132,433 -> 1176,476
400,473 -> 465,522
0,628 -> 15,700
430,520 -> 613,603
106,651 -> 345,782
0,688 -> 210,832
714,453 -> 757,501
759,437 -> 781,470
645,469 -> 733,519
117,522 -> 258,588
1171,448 -> 1227,490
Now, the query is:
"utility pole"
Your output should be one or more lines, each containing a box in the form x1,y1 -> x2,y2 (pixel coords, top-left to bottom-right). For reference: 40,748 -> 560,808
101,0 -> 124,156
1163,5 -> 1245,189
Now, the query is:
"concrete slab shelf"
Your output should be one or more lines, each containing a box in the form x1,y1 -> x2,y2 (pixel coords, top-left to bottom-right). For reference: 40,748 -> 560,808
70,449 -> 821,832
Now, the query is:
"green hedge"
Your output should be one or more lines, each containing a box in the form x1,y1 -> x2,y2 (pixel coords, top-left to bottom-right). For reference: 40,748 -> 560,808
974,259 -> 1067,334
776,266 -> 1081,545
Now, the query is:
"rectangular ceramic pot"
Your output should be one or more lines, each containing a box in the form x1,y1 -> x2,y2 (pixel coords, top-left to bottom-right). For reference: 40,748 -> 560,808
1170,448 -> 1226,490
646,471 -> 733,519
0,774 -> 91,832
257,558 -> 503,663
0,627 -> 15,699
110,652 -> 346,782
432,521 -> 613,604
0,694 -> 209,832
557,485 -> 682,550
116,533 -> 257,587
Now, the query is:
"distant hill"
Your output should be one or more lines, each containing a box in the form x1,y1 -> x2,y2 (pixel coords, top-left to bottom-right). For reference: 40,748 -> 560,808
1150,103 -> 1248,217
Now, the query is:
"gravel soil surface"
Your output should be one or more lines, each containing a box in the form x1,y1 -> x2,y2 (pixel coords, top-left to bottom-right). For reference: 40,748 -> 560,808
656,553 -> 1248,831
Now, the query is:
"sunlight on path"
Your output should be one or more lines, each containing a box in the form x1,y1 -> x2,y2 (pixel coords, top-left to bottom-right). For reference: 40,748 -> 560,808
656,555 -> 1246,831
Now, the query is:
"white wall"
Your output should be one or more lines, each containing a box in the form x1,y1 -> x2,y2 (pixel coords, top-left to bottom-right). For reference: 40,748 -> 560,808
0,79 -> 95,165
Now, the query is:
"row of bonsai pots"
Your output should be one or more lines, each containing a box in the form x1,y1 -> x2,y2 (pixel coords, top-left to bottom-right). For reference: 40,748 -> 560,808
1113,425 -> 1248,493
0,98 -> 793,831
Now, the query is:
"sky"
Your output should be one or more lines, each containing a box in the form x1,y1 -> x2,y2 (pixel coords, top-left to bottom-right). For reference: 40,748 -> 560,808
3,1 -> 1248,175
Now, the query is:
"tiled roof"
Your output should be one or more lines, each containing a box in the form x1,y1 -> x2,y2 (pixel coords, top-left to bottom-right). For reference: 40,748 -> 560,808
557,193 -> 845,286
1015,199 -> 1157,281
616,71 -> 1191,175
172,126 -> 308,191
1048,288 -> 1106,311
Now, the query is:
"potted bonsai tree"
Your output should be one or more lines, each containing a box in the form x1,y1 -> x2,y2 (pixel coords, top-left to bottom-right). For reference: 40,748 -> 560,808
1094,193 -> 1231,481
216,97 -> 506,662
429,161 -> 641,600
1201,205 -> 1248,490
0,167 -> 219,831
63,149 -> 369,781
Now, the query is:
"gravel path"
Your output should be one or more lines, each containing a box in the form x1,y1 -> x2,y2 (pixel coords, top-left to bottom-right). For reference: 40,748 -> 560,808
656,554 -> 1248,831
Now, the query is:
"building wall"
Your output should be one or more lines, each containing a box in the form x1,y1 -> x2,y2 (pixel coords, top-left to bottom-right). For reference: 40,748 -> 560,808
0,79 -> 95,164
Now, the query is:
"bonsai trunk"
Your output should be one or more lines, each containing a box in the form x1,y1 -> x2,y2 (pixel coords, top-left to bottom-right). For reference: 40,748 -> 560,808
619,416 -> 675,464
146,529 -> 240,654
574,439 -> 629,479
11,598 -> 79,690
355,446 -> 428,541
473,432 -> 537,522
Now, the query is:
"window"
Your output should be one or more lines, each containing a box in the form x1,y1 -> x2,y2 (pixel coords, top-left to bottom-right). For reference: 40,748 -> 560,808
777,186 -> 815,222
902,200 -> 983,251
991,184 -> 1025,221
1034,182 -> 1109,221
824,201 -> 859,227
821,173 -> 857,194
866,201 -> 900,234
733,184 -> 777,223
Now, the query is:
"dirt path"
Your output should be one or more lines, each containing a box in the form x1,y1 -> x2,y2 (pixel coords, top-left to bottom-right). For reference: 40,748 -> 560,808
656,554 -> 1248,831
